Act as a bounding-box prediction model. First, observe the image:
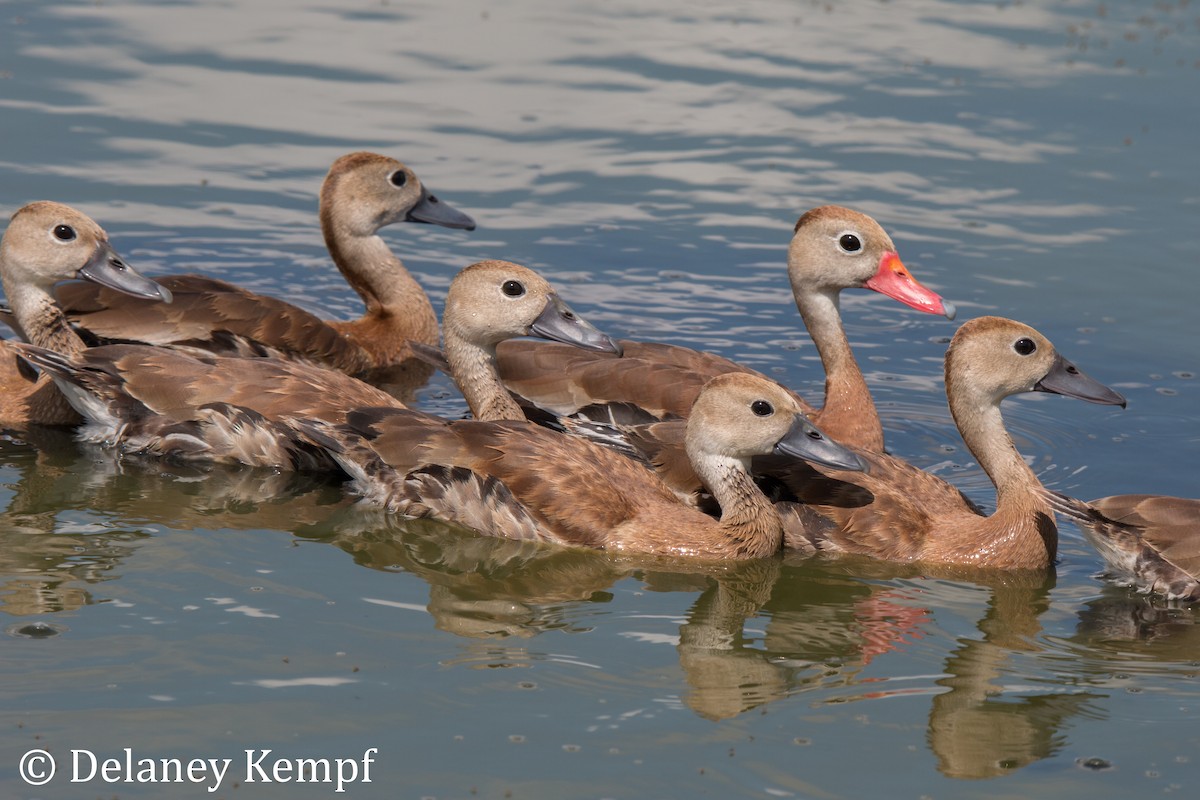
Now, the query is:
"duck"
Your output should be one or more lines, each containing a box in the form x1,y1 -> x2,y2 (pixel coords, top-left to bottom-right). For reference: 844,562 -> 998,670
14,260 -> 620,469
489,206 -> 956,452
771,316 -> 1127,568
1039,491 -> 1200,602
0,201 -> 172,429
31,152 -> 475,393
588,317 -> 1125,568
289,372 -> 868,560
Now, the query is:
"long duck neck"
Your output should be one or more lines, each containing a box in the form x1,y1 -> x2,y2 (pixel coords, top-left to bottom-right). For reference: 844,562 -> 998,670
948,395 -> 1057,567
321,212 -> 440,359
688,452 -> 784,559
2,278 -> 88,356
443,331 -> 525,421
0,275 -> 88,424
794,286 -> 883,451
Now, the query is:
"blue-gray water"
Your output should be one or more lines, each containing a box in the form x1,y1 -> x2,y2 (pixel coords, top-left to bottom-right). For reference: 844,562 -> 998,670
1,1 -> 1198,797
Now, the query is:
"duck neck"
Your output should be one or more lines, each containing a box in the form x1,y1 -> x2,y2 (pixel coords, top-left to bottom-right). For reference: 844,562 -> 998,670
1,277 -> 86,356
321,218 -> 439,350
444,331 -> 525,421
689,451 -> 784,559
794,286 -> 883,450
950,397 -> 1058,565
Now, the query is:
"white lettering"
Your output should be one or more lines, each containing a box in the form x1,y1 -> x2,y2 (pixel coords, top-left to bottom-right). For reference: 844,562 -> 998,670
334,757 -> 358,793
71,750 -> 97,782
100,755 -> 123,782
65,747 -> 374,791
206,758 -> 231,793
362,747 -> 376,783
296,757 -> 331,783
244,749 -> 272,782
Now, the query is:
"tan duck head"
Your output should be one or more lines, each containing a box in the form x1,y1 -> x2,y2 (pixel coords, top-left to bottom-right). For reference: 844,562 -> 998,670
0,201 -> 171,429
441,259 -> 622,422
0,200 -> 171,351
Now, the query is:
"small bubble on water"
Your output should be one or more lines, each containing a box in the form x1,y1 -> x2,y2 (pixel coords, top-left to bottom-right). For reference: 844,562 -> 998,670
793,737 -> 812,746
518,681 -> 537,690
563,744 -> 581,752
1077,757 -> 1114,771
1174,371 -> 1195,379
508,734 -> 526,743
1156,388 -> 1178,396
6,622 -> 64,639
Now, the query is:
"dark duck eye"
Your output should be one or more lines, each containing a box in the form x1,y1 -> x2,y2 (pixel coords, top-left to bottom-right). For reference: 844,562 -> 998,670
389,170 -> 408,187
1013,337 -> 1036,356
751,400 -> 774,417
838,233 -> 862,252
53,224 -> 76,242
502,280 -> 525,298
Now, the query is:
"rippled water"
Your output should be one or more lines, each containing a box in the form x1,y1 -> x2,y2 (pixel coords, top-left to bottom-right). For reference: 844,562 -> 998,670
1,0 -> 1198,797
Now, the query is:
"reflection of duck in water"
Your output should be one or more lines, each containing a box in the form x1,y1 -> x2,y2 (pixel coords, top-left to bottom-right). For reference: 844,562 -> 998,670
922,568 -> 1101,780
0,429 -> 145,616
312,515 -> 934,721
0,427 -> 355,617
314,516 -> 792,717
1072,586 -> 1200,661
313,514 -> 627,639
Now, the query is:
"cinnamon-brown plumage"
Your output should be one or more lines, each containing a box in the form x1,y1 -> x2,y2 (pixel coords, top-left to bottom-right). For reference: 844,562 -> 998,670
493,206 -> 955,451
292,373 -> 866,560
40,152 -> 474,392
17,260 -> 618,469
609,317 -> 1126,569
1041,491 -> 1200,602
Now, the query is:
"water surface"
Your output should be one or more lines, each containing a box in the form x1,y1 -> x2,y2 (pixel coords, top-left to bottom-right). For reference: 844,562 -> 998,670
1,1 -> 1198,797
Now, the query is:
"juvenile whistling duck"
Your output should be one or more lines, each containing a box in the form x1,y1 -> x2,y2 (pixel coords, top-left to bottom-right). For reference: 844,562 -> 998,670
15,260 -> 619,470
0,201 -> 171,429
291,372 -> 867,560
37,152 -> 475,392
1041,491 -> 1200,602
771,316 -> 1127,569
491,206 -> 955,452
